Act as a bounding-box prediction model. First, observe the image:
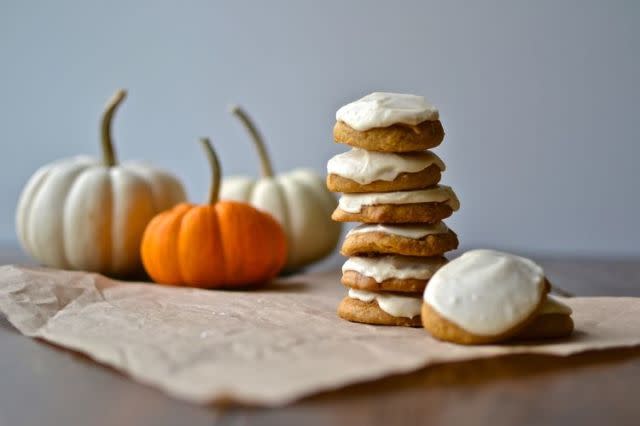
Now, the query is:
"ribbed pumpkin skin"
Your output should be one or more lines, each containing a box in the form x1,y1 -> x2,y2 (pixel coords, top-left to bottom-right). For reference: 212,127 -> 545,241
220,169 -> 340,272
141,200 -> 287,288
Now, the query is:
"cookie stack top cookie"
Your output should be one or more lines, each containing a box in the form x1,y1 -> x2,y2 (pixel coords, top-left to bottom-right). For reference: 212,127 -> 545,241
333,92 -> 443,152
326,92 -> 460,327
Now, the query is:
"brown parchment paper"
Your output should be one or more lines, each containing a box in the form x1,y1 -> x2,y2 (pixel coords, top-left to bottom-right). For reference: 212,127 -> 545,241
1,264 -> 640,406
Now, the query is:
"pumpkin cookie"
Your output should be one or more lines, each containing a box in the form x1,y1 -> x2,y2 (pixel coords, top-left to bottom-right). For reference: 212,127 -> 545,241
341,255 -> 448,293
335,92 -> 443,152
332,185 -> 460,224
338,289 -> 423,327
334,120 -> 444,153
326,148 -> 444,193
422,250 -> 551,345
514,296 -> 574,340
341,223 -> 458,257
327,165 -> 441,194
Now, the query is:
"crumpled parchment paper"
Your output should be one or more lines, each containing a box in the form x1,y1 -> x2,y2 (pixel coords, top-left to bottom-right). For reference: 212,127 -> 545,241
1,264 -> 640,406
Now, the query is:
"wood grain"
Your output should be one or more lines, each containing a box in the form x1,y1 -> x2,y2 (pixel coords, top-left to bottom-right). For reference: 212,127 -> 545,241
1,246 -> 640,426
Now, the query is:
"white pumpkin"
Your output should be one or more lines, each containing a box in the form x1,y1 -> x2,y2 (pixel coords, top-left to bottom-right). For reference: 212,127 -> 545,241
220,106 -> 341,271
15,90 -> 186,277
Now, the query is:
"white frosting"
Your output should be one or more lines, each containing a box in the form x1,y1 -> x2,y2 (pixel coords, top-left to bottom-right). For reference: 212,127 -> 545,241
348,288 -> 422,318
343,256 -> 447,282
346,222 -> 449,239
336,92 -> 439,131
539,295 -> 573,316
424,250 -> 546,336
338,185 -> 460,213
327,148 -> 445,185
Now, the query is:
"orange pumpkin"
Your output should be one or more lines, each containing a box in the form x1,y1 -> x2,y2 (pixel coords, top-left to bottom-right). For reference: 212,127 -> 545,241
141,138 -> 288,288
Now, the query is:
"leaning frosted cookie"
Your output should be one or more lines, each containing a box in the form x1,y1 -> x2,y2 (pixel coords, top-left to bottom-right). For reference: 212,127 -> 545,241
326,149 -> 445,193
338,288 -> 422,327
341,223 -> 458,257
334,92 -> 444,152
341,255 -> 448,293
514,295 -> 574,340
332,185 -> 460,224
422,250 -> 551,345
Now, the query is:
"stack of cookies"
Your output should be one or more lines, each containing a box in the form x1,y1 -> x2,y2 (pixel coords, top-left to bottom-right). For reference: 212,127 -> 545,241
327,92 -> 460,327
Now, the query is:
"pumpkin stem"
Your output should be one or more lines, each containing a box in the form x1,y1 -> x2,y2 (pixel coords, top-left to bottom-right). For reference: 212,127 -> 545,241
199,138 -> 221,204
100,89 -> 127,167
229,105 -> 274,178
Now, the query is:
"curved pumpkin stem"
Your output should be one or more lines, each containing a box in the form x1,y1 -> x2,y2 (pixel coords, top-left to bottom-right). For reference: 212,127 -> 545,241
229,105 -> 274,178
199,138 -> 221,205
100,89 -> 127,167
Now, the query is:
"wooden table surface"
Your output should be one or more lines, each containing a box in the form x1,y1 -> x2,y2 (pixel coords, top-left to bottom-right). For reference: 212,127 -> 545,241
1,246 -> 640,426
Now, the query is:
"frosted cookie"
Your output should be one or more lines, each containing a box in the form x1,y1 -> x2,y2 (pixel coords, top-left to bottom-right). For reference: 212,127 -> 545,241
515,295 -> 574,340
422,250 -> 551,345
341,255 -> 448,293
338,288 -> 422,327
332,185 -> 460,224
334,92 -> 444,152
326,148 -> 445,193
341,222 -> 458,257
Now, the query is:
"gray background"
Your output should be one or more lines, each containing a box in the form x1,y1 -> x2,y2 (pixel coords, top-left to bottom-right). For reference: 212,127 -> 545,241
1,0 -> 638,257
